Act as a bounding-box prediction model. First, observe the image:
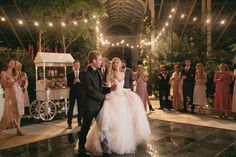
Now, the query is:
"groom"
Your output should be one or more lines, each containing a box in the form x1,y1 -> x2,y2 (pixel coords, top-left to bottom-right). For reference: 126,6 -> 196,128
78,51 -> 112,157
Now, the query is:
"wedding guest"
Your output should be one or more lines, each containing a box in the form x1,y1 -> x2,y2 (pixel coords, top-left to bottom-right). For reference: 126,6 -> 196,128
193,63 -> 207,114
170,64 -> 183,111
15,61 -> 30,107
100,58 -> 109,85
231,68 -> 236,113
181,59 -> 195,113
0,59 -> 24,136
67,60 -> 83,129
157,64 -> 170,109
214,63 -> 232,118
136,65 -> 154,112
122,60 -> 133,91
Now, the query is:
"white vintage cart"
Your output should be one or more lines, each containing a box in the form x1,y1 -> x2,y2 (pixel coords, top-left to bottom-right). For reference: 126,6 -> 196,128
29,52 -> 74,121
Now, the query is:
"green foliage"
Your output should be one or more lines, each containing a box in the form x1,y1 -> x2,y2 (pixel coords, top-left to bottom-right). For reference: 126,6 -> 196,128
18,0 -> 106,52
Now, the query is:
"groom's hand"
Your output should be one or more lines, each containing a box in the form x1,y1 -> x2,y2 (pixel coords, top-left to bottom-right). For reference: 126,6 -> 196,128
105,94 -> 111,100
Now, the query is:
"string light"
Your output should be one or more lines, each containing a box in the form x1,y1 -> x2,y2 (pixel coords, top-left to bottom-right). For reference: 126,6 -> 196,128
73,21 -> 78,25
61,22 -> 66,27
34,22 -> 39,26
168,14 -> 172,19
165,22 -> 169,26
96,21 -> 99,24
206,19 -> 210,24
84,19 -> 88,23
193,17 -> 197,21
1,17 -> 5,21
171,8 -> 176,13
48,22 -> 53,27
18,19 -> 23,25
220,20 -> 225,25
93,15 -> 96,18
180,14 -> 185,19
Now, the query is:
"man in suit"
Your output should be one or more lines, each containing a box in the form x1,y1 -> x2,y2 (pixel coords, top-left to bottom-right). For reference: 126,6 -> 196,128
78,51 -> 113,157
100,57 -> 109,85
66,60 -> 83,129
157,64 -> 170,109
181,59 -> 195,113
122,60 -> 134,91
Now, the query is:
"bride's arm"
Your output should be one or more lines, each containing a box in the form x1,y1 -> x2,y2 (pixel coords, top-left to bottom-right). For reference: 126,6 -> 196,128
106,72 -> 112,87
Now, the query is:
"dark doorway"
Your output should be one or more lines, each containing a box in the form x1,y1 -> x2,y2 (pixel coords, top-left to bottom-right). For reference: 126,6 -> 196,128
107,46 -> 132,68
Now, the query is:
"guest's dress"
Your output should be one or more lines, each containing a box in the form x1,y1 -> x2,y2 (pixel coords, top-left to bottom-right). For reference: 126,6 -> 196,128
86,73 -> 150,155
214,71 -> 232,111
20,72 -> 30,106
0,71 -> 24,130
193,72 -> 207,106
136,76 -> 149,110
232,69 -> 236,112
170,72 -> 183,110
0,83 -> 4,121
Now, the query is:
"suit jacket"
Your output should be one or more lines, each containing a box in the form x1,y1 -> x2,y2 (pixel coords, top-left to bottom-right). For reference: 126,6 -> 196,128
123,67 -> 134,91
181,67 -> 195,89
84,66 -> 106,111
67,71 -> 82,97
98,67 -> 109,84
157,72 -> 170,91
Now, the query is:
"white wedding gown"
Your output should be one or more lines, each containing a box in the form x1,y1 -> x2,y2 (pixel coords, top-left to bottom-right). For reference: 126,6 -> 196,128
86,74 -> 151,155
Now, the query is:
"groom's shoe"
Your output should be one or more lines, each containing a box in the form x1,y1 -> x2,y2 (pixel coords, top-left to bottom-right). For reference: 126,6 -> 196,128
103,152 -> 112,157
78,148 -> 91,157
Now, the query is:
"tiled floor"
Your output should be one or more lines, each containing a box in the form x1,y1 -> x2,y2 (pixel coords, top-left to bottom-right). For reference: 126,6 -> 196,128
0,117 -> 236,157
1,99 -> 236,157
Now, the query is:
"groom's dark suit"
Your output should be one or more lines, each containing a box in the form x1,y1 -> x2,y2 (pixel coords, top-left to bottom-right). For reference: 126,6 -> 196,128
78,66 -> 110,155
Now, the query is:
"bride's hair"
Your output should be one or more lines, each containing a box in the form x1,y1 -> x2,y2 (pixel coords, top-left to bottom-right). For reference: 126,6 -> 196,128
107,57 -> 123,85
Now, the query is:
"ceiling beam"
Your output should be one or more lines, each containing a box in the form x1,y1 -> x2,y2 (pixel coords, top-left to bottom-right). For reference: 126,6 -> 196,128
0,6 -> 26,50
180,0 -> 197,38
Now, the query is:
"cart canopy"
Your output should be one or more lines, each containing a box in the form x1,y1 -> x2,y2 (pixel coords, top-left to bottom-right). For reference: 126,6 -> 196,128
34,52 -> 75,67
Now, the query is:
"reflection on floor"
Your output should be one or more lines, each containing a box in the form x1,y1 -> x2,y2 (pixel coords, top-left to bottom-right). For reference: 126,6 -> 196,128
1,118 -> 236,157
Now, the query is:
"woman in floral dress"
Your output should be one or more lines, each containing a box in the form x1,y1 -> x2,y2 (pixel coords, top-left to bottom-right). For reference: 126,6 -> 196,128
0,59 -> 24,135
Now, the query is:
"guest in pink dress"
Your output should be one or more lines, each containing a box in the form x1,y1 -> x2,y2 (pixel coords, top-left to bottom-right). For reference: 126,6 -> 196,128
214,63 -> 232,118
136,65 -> 154,112
0,59 -> 24,136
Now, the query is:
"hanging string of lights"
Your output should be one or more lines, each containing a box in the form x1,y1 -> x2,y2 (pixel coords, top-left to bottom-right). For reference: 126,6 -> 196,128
140,7 -> 226,46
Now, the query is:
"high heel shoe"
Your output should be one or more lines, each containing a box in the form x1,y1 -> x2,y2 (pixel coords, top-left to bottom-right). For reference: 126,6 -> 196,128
149,104 -> 155,112
17,129 -> 24,136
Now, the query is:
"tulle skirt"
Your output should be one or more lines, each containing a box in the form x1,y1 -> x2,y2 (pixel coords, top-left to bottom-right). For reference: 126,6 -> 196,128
86,89 -> 151,155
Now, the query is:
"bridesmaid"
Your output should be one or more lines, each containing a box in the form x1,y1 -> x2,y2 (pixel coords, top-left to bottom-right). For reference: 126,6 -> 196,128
193,63 -> 207,114
0,59 -> 24,135
170,64 -> 183,111
214,63 -> 232,118
15,61 -> 30,107
136,65 -> 154,112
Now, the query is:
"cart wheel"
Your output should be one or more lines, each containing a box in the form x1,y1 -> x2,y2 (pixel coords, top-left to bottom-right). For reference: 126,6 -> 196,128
39,101 -> 57,121
29,100 -> 41,119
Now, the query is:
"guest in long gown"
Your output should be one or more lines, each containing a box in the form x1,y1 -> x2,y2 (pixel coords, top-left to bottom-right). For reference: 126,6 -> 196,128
0,59 -> 24,135
170,64 -> 183,111
193,63 -> 207,114
214,63 -> 232,118
231,69 -> 236,113
15,61 -> 30,107
136,65 -> 154,112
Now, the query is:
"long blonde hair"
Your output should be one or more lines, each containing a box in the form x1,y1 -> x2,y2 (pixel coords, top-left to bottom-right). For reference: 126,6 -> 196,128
136,65 -> 148,80
196,63 -> 205,79
107,57 -> 123,84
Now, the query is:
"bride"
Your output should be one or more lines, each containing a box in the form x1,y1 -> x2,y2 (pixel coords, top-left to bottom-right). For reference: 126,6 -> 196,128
86,57 -> 151,155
